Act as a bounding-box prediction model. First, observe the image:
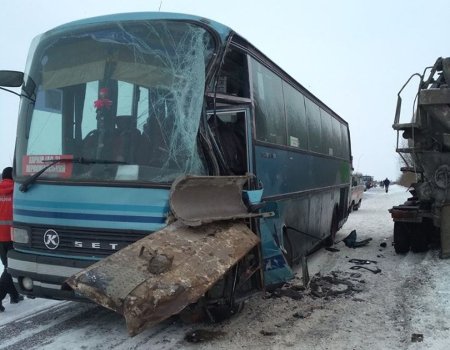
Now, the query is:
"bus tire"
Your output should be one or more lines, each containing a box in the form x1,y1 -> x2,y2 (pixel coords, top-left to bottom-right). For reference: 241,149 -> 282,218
206,301 -> 245,323
394,222 -> 410,254
282,228 -> 294,267
324,208 -> 338,247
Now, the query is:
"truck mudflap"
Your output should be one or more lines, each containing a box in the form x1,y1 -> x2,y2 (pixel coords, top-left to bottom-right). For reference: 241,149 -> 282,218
63,220 -> 260,336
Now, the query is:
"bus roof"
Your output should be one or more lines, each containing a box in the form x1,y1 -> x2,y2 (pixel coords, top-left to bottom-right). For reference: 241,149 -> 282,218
45,12 -> 232,41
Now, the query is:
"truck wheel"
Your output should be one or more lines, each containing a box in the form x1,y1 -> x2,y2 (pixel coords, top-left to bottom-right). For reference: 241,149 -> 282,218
353,200 -> 362,211
410,224 -> 429,253
394,222 -> 410,254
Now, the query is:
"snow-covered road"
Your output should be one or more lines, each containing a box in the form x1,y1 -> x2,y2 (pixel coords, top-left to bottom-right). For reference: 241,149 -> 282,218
1,185 -> 449,350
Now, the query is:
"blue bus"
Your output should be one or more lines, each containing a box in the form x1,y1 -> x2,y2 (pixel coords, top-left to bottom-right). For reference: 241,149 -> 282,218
0,12 -> 351,320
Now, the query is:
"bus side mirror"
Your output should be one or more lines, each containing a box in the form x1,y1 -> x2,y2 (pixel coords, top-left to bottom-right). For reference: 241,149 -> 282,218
0,70 -> 24,87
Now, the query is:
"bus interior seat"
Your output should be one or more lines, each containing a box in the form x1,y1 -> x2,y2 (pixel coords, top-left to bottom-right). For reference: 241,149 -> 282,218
115,115 -> 142,163
137,116 -> 169,167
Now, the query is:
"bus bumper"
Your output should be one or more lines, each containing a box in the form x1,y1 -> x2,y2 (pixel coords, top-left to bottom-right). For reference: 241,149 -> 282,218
7,249 -> 94,300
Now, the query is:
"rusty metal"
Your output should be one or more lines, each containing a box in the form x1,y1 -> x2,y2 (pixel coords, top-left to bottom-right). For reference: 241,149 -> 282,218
170,175 -> 262,226
64,220 -> 260,336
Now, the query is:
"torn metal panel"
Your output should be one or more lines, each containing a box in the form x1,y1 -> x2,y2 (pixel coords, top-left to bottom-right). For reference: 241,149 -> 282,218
64,220 -> 260,336
170,175 -> 259,226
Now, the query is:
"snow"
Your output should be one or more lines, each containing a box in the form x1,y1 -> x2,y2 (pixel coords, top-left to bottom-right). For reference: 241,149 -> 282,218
1,185 -> 450,349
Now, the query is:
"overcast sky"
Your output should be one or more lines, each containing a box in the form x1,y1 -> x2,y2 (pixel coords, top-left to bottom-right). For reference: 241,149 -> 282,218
1,0 -> 449,181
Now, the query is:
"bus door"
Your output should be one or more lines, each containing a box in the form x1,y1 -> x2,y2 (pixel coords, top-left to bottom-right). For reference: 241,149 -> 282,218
207,108 -> 251,176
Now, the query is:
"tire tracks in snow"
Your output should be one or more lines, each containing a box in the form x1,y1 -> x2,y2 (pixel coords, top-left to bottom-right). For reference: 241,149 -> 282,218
0,302 -> 102,349
0,300 -> 188,350
388,250 -> 435,348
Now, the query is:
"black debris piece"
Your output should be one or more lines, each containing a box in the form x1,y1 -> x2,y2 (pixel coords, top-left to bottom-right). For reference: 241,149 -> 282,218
411,333 -> 424,342
269,287 -> 304,300
184,329 -> 226,343
343,230 -> 372,248
348,259 -> 377,265
326,247 -> 340,252
349,265 -> 381,274
260,330 -> 277,336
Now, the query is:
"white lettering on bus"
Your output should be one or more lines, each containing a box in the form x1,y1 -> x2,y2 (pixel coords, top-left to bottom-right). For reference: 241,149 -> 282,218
73,241 -> 119,250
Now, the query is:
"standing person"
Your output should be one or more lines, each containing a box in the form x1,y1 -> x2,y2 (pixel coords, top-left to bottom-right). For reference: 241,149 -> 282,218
0,167 -> 23,312
383,178 -> 391,193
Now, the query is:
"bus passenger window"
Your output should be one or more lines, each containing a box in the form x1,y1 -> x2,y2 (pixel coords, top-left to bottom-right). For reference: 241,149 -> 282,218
305,98 -> 321,153
340,124 -> 350,160
331,117 -> 343,158
320,109 -> 333,156
210,49 -> 249,98
250,58 -> 286,145
283,82 -> 308,150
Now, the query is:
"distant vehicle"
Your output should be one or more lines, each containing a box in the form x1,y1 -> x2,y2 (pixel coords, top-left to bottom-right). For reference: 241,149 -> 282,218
362,175 -> 374,191
350,174 -> 364,212
390,57 -> 450,257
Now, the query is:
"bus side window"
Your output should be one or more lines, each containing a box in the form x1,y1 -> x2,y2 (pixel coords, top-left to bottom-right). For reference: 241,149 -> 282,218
340,123 -> 350,160
320,109 -> 333,156
215,49 -> 250,97
250,58 -> 286,145
331,116 -> 343,158
305,98 -> 321,153
284,82 -> 308,150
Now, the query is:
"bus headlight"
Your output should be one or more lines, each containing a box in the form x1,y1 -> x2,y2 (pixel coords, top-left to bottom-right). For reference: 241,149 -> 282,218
12,227 -> 30,243
21,277 -> 34,291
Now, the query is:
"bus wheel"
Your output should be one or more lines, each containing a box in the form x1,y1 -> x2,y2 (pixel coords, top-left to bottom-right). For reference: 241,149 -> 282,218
179,299 -> 245,324
324,209 -> 338,247
282,227 -> 294,267
205,301 -> 245,323
394,222 -> 410,254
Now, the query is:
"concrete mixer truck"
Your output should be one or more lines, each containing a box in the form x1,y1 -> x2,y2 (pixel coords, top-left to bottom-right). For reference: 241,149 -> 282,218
390,57 -> 450,258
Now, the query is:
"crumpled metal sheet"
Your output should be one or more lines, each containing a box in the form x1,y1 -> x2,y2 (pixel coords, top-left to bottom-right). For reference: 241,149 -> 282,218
170,175 -> 255,226
64,220 -> 260,336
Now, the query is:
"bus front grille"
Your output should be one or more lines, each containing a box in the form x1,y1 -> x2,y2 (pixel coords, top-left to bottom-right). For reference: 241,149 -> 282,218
29,226 -> 148,258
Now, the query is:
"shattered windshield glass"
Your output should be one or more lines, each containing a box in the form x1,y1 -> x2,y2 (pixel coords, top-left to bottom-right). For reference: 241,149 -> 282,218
15,20 -> 216,183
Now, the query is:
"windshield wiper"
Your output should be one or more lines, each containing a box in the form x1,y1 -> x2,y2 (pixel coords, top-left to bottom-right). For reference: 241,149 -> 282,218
19,157 -> 126,192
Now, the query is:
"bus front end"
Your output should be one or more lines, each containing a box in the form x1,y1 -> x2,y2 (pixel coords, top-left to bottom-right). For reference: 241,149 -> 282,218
9,14 -> 220,300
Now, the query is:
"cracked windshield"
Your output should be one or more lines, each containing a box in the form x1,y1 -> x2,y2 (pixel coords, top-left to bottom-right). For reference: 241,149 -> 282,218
15,21 -> 216,183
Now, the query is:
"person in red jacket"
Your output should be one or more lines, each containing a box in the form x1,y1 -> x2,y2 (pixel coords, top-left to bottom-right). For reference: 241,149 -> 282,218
0,167 -> 23,312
